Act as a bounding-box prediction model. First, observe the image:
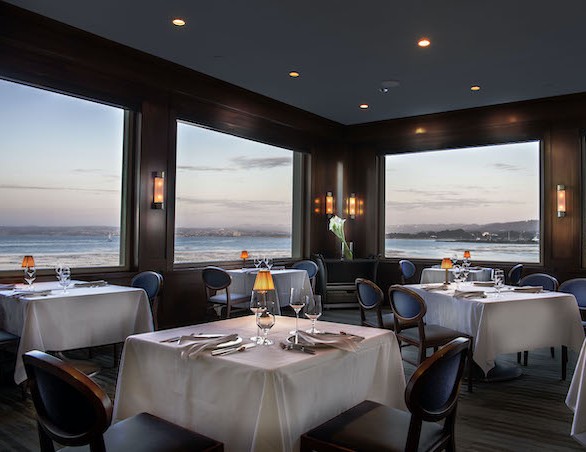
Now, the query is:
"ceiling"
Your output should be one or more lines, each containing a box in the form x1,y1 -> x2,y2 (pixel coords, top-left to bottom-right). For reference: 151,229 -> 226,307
6,0 -> 586,125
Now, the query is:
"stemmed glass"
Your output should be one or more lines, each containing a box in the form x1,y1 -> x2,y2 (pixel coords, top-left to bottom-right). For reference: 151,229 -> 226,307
305,295 -> 322,333
256,298 -> 276,345
254,258 -> 261,269
493,269 -> 505,296
452,266 -> 462,288
24,267 -> 36,289
266,258 -> 273,270
289,288 -> 305,342
56,265 -> 71,293
250,291 -> 264,344
461,264 -> 470,283
451,253 -> 458,267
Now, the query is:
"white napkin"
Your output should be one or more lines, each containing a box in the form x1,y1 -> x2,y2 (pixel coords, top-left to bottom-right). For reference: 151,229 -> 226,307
454,290 -> 486,299
0,284 -> 15,290
73,280 -> 108,288
514,286 -> 543,293
422,284 -> 449,292
13,289 -> 53,298
296,332 -> 364,352
473,281 -> 495,287
178,334 -> 239,360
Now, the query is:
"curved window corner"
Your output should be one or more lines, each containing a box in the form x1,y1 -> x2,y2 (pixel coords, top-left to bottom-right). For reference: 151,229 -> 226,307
0,78 -> 128,272
174,120 -> 298,265
384,141 -> 541,263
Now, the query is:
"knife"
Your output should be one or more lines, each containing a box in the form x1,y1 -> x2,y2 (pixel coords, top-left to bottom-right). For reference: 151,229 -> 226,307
280,342 -> 316,355
212,343 -> 256,356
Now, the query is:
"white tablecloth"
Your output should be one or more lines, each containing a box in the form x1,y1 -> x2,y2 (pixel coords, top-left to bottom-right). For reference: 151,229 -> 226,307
228,269 -> 313,307
409,283 -> 585,375
420,267 -> 493,284
567,338 -> 586,446
113,316 -> 406,452
0,281 -> 153,384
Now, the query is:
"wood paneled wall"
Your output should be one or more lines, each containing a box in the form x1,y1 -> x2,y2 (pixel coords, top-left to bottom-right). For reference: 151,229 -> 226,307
2,3 -> 586,327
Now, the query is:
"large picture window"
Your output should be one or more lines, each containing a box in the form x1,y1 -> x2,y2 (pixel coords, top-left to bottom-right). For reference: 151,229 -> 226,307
175,121 -> 295,263
0,79 -> 126,270
385,141 -> 541,263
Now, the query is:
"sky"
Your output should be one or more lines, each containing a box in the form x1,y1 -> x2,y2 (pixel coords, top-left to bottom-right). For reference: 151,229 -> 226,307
0,78 -> 124,227
385,141 -> 540,230
175,121 -> 293,231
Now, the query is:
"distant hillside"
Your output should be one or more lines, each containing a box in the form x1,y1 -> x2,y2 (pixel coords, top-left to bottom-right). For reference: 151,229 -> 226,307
388,220 -> 538,235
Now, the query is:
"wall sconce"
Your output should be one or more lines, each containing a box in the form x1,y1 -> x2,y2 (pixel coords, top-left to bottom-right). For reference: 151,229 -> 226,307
152,172 -> 165,209
556,184 -> 566,218
325,191 -> 334,216
348,193 -> 357,219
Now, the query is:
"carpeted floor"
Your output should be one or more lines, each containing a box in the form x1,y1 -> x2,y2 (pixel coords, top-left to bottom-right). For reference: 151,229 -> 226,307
0,308 -> 582,451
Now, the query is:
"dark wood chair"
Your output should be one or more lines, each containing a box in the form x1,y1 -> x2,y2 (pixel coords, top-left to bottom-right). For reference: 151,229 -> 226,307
507,263 -> 523,286
0,329 -> 19,381
292,260 -> 319,291
399,259 -> 416,284
131,270 -> 163,330
300,337 -> 471,452
23,350 -> 223,452
202,266 -> 250,319
389,285 -> 473,392
355,278 -> 394,330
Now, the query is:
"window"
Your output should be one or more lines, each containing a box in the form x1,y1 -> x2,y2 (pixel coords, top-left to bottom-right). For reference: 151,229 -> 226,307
385,141 -> 541,263
175,121 -> 295,263
0,79 -> 127,271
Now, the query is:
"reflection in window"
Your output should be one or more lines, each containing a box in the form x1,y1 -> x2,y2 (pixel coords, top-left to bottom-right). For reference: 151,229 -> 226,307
175,121 -> 294,263
385,141 -> 541,263
0,79 -> 125,270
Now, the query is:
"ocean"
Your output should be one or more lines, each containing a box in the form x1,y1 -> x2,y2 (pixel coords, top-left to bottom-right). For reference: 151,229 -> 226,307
0,235 -> 539,270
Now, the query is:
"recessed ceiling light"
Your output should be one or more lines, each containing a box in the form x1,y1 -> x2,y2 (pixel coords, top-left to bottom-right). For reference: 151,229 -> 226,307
470,85 -> 481,91
359,104 -> 369,109
418,38 -> 431,47
172,18 -> 186,26
289,71 -> 300,78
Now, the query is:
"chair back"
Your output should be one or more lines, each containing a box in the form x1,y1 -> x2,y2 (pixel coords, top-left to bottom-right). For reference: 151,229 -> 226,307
131,271 -> 163,302
560,278 -> 586,308
292,260 -> 318,279
388,285 -> 425,331
202,267 -> 232,291
507,264 -> 523,286
405,337 -> 470,423
313,255 -> 328,303
23,350 -> 112,449
399,259 -> 416,284
519,273 -> 559,291
356,278 -> 383,310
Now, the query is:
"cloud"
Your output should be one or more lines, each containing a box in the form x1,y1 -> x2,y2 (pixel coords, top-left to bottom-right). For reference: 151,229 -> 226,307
177,196 -> 291,210
231,156 -> 291,169
491,163 -> 522,172
177,165 -> 235,173
0,184 -> 117,194
71,169 -> 119,180
387,196 -> 524,211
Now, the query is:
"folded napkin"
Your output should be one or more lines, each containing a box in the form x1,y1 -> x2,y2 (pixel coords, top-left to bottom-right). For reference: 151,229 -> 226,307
0,284 -> 15,290
513,286 -> 543,293
296,331 -> 364,352
454,290 -> 486,299
242,268 -> 260,274
272,266 -> 285,270
473,281 -> 495,287
178,333 -> 239,360
422,284 -> 449,292
13,289 -> 53,298
73,280 -> 108,288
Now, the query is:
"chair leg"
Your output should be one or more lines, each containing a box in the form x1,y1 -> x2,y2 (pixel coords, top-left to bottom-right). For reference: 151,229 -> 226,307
562,345 -> 568,381
38,422 -> 56,452
523,351 -> 528,366
112,343 -> 118,368
517,351 -> 521,363
467,344 -> 473,393
550,346 -> 555,359
418,344 -> 427,364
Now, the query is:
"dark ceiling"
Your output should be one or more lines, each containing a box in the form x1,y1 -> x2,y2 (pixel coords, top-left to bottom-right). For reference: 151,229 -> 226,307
6,0 -> 586,125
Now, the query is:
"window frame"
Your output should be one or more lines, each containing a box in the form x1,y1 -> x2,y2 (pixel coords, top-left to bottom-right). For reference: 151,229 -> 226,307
381,138 -> 545,265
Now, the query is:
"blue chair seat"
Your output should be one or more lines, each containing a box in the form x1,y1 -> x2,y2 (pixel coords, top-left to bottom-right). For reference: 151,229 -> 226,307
363,312 -> 395,330
399,324 -> 465,347
209,292 -> 250,306
0,330 -> 18,343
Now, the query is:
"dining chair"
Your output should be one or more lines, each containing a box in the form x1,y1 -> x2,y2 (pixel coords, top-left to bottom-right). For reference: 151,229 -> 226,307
0,329 -> 18,382
399,259 -> 416,284
300,337 -> 470,452
24,350 -> 223,452
131,271 -> 163,330
292,260 -> 319,291
355,278 -> 394,330
517,273 -> 563,374
507,263 -> 523,286
388,285 -> 473,392
559,278 -> 586,332
202,266 -> 250,319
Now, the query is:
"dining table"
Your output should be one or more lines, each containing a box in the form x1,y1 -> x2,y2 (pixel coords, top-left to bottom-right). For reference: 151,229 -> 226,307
566,337 -> 586,446
113,316 -> 406,452
227,268 -> 313,308
0,281 -> 153,384
408,282 -> 585,377
419,266 -> 493,284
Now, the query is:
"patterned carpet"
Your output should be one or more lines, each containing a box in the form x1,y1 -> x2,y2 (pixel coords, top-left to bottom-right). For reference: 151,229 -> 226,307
0,308 -> 582,451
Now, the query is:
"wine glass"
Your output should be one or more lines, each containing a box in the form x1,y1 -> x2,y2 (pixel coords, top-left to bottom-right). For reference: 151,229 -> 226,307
24,267 -> 36,289
289,288 -> 305,342
250,291 -> 265,344
452,265 -> 462,288
305,295 -> 322,333
256,298 -> 276,345
58,266 -> 71,293
461,265 -> 470,283
254,258 -> 261,269
493,269 -> 505,296
451,253 -> 458,267
266,258 -> 273,270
